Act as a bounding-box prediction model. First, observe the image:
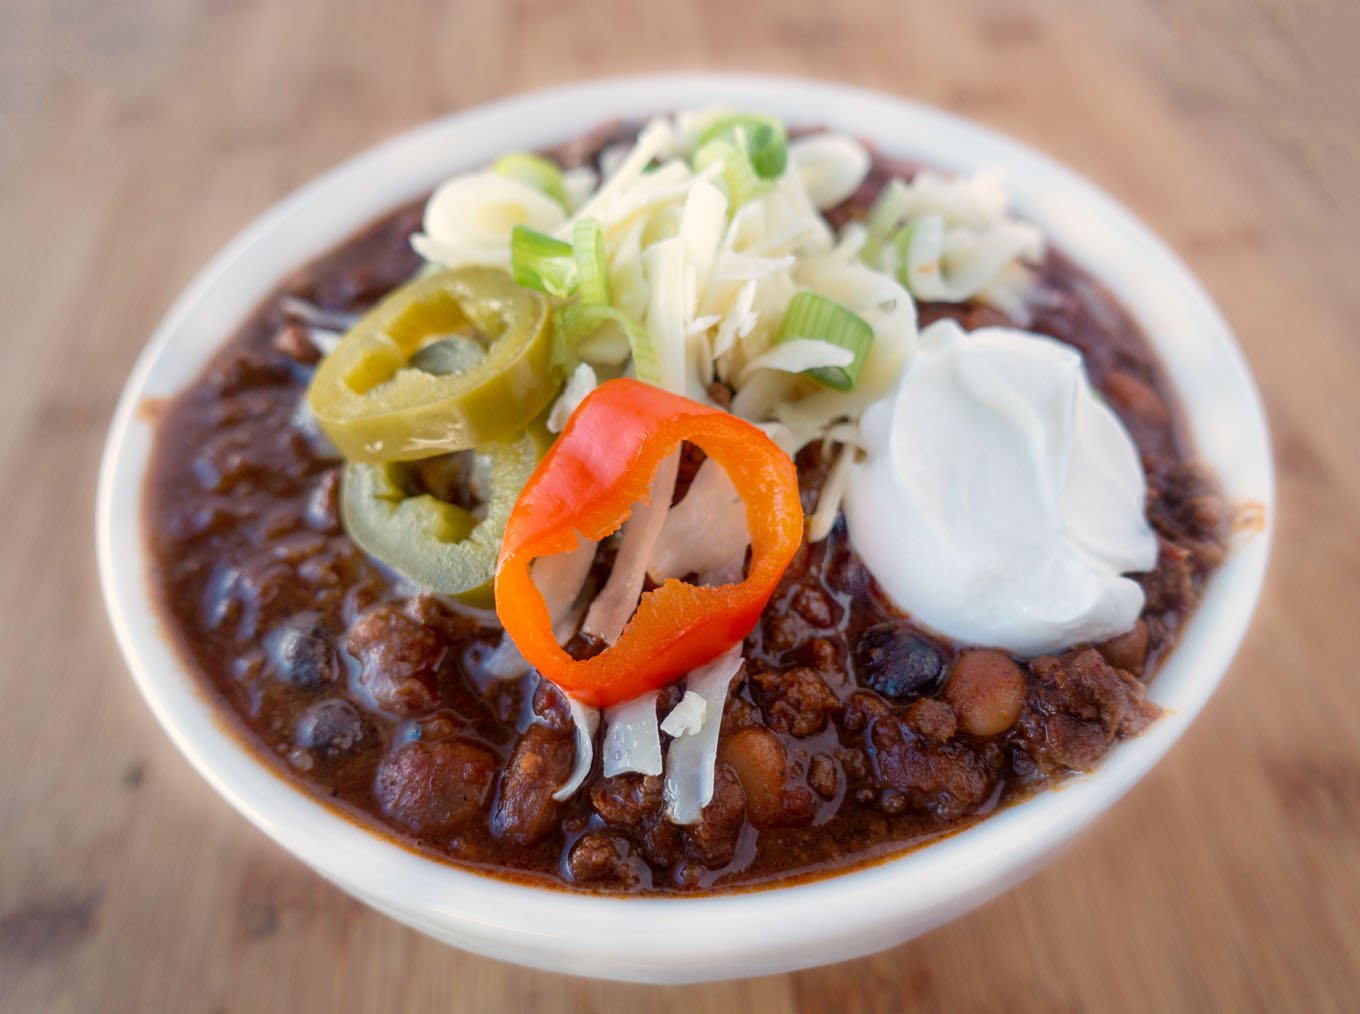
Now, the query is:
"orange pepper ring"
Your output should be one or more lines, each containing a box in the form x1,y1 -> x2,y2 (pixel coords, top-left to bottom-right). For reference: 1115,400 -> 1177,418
494,379 -> 803,709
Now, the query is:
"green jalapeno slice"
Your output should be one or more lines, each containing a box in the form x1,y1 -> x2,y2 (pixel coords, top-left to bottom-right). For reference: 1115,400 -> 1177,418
308,267 -> 556,462
341,432 -> 539,605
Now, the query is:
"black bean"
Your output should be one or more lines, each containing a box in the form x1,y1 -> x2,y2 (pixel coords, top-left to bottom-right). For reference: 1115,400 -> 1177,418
854,622 -> 947,700
268,621 -> 340,690
295,699 -> 364,756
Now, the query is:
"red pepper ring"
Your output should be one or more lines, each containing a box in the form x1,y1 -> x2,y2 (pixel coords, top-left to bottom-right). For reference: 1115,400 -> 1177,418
495,378 -> 804,709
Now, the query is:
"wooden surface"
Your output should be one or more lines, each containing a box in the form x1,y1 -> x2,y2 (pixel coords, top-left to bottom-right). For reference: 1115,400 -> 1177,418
2,0 -> 1357,1009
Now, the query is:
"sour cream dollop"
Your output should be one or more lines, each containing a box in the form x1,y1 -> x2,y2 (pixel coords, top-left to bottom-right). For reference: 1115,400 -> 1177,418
844,320 -> 1159,657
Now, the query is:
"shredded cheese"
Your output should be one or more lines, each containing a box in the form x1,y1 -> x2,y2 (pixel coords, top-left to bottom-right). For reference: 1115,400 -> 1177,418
553,697 -> 601,801
660,691 -> 707,737
547,363 -> 599,433
663,646 -> 745,824
582,451 -> 679,644
648,458 -> 750,584
603,692 -> 663,777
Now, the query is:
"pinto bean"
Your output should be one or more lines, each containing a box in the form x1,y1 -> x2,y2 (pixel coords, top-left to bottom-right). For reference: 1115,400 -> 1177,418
374,739 -> 496,835
945,649 -> 1025,737
719,727 -> 788,828
491,725 -> 575,847
1098,619 -> 1150,675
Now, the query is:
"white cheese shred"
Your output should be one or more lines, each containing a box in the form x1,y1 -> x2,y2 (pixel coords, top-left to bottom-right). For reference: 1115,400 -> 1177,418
483,534 -> 596,681
553,696 -> 601,802
602,692 -> 663,777
648,457 -> 750,584
789,133 -> 872,211
280,297 -> 360,332
414,172 -> 566,270
547,363 -> 599,433
807,441 -> 859,543
663,645 -> 745,825
868,169 -> 1043,314
737,338 -> 855,387
304,328 -> 343,357
480,639 -> 531,681
659,691 -> 707,737
582,451 -> 680,644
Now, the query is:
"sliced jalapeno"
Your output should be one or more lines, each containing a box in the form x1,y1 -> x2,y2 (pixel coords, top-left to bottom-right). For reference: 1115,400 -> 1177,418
308,267 -> 557,462
341,432 -> 539,606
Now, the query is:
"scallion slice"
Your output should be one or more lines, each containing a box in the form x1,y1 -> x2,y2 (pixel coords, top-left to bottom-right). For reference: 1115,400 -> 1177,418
861,178 -> 912,268
696,114 -> 788,179
572,218 -> 611,306
776,291 -> 874,391
511,226 -> 577,298
694,139 -> 768,211
890,221 -> 917,286
493,152 -> 570,208
557,304 -> 662,385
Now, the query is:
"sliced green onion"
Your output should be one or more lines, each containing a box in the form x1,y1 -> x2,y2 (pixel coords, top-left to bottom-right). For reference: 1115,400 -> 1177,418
557,305 -> 661,384
549,308 -> 579,375
696,114 -> 788,179
890,221 -> 917,286
776,291 -> 874,391
511,226 -> 577,298
572,218 -> 611,306
493,152 -> 569,208
694,138 -> 768,211
861,178 -> 912,268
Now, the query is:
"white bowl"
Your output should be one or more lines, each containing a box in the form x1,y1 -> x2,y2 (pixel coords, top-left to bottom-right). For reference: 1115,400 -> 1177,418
97,73 -> 1273,983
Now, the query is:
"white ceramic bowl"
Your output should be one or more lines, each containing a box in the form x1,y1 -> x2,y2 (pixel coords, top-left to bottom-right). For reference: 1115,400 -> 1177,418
97,73 -> 1273,983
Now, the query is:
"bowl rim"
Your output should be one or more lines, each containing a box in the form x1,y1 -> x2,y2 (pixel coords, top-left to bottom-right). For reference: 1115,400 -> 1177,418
96,71 -> 1274,983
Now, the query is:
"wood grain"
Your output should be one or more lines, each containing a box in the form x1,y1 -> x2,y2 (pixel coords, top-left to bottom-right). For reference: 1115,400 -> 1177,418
2,0 -> 1357,1010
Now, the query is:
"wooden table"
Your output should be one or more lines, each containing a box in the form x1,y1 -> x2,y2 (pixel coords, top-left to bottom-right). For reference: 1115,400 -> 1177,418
2,0 -> 1356,1009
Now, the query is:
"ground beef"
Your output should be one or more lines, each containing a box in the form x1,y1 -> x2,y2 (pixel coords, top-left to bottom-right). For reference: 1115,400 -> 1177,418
905,698 -> 958,744
683,765 -> 747,868
1015,648 -> 1159,776
750,666 -> 841,737
347,604 -> 444,716
867,714 -> 997,821
567,832 -> 633,885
